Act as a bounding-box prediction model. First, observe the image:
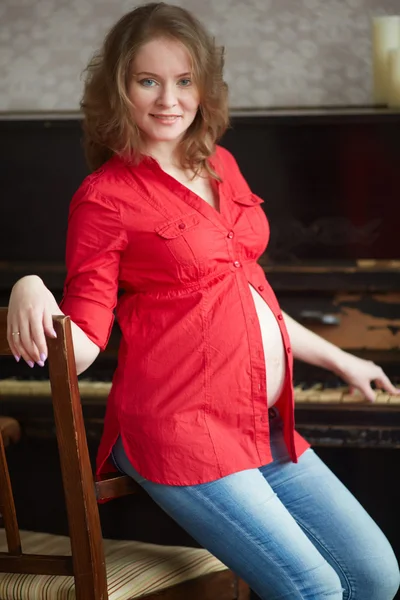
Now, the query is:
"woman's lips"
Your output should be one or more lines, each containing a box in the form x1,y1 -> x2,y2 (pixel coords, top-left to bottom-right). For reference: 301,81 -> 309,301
150,114 -> 182,124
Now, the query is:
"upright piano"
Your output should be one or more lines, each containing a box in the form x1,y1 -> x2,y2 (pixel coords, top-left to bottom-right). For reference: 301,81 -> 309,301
0,109 -> 399,557
1,109 -> 399,444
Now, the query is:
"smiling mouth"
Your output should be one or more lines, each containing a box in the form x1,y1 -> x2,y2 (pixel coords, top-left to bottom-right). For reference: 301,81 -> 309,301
150,114 -> 182,119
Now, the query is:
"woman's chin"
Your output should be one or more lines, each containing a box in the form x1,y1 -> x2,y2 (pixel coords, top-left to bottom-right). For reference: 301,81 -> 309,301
147,130 -> 185,144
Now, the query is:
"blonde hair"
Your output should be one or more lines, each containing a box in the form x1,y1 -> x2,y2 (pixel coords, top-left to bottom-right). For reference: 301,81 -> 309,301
80,2 -> 229,178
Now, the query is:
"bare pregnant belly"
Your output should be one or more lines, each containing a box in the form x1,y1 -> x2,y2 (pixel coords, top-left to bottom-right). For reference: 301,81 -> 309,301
249,284 -> 286,408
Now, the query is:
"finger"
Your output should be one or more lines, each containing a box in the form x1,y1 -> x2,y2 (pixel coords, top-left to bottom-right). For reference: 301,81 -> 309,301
348,385 -> 365,399
30,337 -> 44,366
7,312 -> 21,361
374,373 -> 400,396
43,310 -> 57,340
11,324 -> 35,368
7,328 -> 21,362
359,385 -> 376,403
17,318 -> 38,367
27,318 -> 47,366
29,315 -> 50,366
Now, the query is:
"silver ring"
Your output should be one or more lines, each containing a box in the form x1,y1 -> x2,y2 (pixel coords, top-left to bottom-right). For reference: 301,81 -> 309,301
11,331 -> 21,336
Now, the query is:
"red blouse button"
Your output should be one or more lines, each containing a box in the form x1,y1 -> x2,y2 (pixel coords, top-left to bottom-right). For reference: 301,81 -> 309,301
227,231 -> 234,239
258,285 -> 264,291
233,260 -> 241,268
178,223 -> 186,229
287,347 -> 291,353
277,314 -> 283,320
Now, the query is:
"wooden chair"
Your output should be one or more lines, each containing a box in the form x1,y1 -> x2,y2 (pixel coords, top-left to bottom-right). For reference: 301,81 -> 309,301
0,418 -> 21,449
0,417 -> 21,530
0,308 -> 249,599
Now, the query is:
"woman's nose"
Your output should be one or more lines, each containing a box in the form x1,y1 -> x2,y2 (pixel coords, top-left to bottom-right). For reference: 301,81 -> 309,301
156,83 -> 178,107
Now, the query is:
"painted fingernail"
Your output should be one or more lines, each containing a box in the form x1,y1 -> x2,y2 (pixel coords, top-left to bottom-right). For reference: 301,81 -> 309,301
52,329 -> 57,338
14,355 -> 20,362
27,360 -> 34,368
40,353 -> 47,362
37,360 -> 45,367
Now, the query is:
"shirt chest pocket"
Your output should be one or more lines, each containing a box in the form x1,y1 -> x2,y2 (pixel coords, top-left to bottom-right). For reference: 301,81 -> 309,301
154,212 -> 202,269
233,193 -> 270,255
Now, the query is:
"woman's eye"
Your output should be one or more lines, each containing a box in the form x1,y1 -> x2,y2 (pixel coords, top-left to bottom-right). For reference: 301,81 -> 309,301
139,78 -> 157,87
178,78 -> 192,87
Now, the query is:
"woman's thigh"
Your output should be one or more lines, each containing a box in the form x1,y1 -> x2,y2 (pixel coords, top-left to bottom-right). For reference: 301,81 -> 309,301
112,436 -> 343,600
261,418 -> 400,600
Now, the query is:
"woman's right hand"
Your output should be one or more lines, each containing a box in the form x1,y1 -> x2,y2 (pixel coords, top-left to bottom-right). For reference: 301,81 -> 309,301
7,275 -> 60,368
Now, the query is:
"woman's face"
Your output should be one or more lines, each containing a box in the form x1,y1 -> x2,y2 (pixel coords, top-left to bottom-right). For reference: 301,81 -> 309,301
128,37 -> 200,154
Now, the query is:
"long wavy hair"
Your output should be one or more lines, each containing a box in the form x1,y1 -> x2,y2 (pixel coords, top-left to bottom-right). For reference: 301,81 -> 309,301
80,2 -> 229,178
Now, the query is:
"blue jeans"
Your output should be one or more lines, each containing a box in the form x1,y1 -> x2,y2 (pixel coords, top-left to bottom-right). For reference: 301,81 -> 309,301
111,408 -> 399,600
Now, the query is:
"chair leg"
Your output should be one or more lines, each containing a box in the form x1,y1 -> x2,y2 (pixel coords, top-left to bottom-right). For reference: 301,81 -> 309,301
236,575 -> 251,599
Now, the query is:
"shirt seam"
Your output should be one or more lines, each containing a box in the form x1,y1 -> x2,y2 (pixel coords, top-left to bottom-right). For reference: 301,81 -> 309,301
84,180 -> 129,250
201,289 -> 223,477
118,163 -> 176,221
133,261 -> 257,298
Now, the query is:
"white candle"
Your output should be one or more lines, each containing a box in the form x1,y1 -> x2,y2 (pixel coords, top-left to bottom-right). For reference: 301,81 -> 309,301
387,48 -> 400,107
372,16 -> 400,104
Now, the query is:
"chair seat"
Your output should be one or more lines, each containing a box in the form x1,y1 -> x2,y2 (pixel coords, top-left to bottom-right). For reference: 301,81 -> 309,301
0,529 -> 228,599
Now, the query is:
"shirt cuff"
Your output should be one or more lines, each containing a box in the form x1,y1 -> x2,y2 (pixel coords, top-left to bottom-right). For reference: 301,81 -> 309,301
59,295 -> 114,351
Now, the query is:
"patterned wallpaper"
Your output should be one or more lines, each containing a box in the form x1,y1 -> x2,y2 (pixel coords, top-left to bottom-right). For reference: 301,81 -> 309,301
0,0 -> 399,111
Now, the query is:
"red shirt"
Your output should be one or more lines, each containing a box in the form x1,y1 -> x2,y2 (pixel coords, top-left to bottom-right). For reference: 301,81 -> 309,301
60,146 -> 310,485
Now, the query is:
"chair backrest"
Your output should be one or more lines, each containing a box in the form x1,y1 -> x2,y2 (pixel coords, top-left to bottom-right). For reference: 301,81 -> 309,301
0,308 -> 135,599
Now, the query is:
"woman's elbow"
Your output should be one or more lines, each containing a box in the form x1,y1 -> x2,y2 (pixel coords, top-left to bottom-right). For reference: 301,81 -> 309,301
75,345 -> 100,375
69,321 -> 101,375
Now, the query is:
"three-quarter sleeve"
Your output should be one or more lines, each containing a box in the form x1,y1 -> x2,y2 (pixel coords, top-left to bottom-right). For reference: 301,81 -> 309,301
59,181 -> 127,350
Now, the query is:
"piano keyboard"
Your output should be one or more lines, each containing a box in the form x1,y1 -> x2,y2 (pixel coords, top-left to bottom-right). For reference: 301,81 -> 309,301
0,379 -> 110,398
1,379 -> 400,406
293,384 -> 400,405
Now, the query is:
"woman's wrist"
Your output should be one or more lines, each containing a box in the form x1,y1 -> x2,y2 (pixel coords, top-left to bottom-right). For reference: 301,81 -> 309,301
319,346 -> 349,377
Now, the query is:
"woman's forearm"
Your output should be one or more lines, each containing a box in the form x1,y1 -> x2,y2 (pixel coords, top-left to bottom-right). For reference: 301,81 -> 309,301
45,289 -> 100,374
282,310 -> 347,374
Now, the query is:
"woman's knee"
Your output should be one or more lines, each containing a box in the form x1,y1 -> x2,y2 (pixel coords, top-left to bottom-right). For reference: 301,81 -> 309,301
348,544 -> 400,600
368,550 -> 399,600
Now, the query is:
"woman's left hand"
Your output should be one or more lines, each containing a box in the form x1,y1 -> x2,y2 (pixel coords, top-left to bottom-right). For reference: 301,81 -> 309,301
335,352 -> 400,402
